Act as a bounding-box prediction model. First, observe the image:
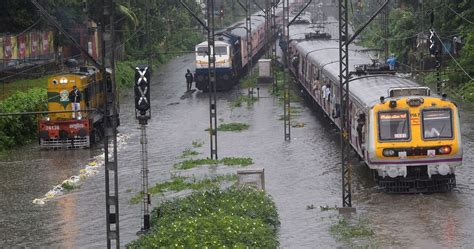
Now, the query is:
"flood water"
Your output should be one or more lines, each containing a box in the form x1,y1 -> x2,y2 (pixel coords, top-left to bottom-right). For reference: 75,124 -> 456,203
1,53 -> 474,248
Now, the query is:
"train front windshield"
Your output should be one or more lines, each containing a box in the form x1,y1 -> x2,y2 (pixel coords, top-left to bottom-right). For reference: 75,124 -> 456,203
196,47 -> 208,57
215,46 -> 227,56
422,109 -> 453,139
378,111 -> 410,141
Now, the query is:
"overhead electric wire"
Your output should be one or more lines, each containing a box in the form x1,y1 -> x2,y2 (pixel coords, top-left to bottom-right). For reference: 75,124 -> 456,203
434,32 -> 473,81
445,4 -> 474,25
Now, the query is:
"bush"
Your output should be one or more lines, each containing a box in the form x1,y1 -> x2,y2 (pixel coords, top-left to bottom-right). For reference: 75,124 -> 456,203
0,88 -> 47,151
127,187 -> 280,248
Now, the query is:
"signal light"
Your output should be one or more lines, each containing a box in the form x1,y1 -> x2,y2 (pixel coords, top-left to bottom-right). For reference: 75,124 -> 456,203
438,146 -> 451,155
135,65 -> 151,116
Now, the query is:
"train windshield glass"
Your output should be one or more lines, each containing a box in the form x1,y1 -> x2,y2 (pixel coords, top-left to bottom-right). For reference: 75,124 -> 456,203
422,109 -> 453,139
215,46 -> 227,56
196,47 -> 208,56
378,111 -> 410,141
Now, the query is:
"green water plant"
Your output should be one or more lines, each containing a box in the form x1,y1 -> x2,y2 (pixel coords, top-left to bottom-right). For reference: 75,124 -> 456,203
127,187 -> 280,248
217,122 -> 250,132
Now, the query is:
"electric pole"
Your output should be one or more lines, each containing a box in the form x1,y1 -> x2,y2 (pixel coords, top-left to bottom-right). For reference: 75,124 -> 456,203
101,0 -> 120,246
178,0 -> 218,160
283,0 -> 291,141
338,0 -> 390,213
208,0 -> 218,160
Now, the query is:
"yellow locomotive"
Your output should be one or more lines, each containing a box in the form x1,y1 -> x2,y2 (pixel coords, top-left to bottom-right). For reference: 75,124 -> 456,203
38,66 -> 107,148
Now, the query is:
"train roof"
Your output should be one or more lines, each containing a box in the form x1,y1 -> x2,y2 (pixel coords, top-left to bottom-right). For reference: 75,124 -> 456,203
292,35 -> 423,108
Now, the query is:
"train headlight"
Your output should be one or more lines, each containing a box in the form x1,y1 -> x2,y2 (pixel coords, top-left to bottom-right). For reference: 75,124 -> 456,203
438,146 -> 451,154
407,97 -> 424,107
387,168 -> 399,178
383,149 -> 396,157
60,78 -> 68,84
438,164 -> 450,175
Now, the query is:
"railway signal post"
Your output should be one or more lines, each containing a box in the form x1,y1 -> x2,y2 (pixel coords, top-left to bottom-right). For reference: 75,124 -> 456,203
135,65 -> 151,233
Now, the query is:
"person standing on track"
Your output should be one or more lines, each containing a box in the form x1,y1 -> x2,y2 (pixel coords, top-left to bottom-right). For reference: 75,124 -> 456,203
69,85 -> 82,119
185,69 -> 194,92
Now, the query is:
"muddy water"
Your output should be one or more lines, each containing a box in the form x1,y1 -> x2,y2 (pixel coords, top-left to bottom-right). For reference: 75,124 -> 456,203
1,54 -> 473,248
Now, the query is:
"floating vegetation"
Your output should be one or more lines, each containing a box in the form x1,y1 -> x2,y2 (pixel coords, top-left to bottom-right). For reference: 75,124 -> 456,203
230,95 -> 258,108
192,139 -> 204,148
174,157 -> 254,170
217,122 -> 250,132
320,205 -> 338,211
177,148 -> 200,158
292,122 -> 305,128
330,217 -> 375,243
220,157 -> 253,166
174,158 -> 218,170
32,160 -> 101,205
130,175 -> 238,204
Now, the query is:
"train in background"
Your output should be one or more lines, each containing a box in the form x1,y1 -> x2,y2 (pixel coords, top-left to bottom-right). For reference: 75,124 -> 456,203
286,15 -> 462,193
194,2 -> 297,91
38,66 -> 111,149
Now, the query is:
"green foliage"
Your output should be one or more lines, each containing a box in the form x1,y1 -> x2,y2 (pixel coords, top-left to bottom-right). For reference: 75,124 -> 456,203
192,139 -> 204,148
177,148 -> 200,158
220,157 -> 253,166
330,217 -> 375,242
0,75 -> 50,101
174,157 -> 253,170
61,181 -> 75,191
127,187 -> 280,248
0,0 -> 39,33
230,95 -> 259,108
130,175 -> 238,204
115,60 -> 139,88
174,158 -> 218,170
0,88 -> 47,151
217,122 -> 250,132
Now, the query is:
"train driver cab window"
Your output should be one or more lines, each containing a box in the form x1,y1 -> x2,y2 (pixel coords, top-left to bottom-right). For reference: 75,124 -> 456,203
215,46 -> 227,56
422,109 -> 453,139
378,111 -> 410,141
196,47 -> 208,56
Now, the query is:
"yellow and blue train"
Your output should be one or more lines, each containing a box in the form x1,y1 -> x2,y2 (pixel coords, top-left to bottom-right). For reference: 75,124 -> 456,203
287,16 -> 462,193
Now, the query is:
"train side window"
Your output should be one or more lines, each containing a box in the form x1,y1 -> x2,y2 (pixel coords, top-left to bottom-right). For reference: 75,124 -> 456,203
378,111 -> 410,141
422,109 -> 453,139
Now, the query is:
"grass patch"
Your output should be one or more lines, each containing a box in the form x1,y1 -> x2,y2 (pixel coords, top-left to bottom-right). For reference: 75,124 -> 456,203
174,157 -> 254,170
127,187 -> 280,248
217,122 -> 250,132
330,217 -> 375,243
129,175 -> 238,204
230,95 -> 259,108
174,158 -> 218,170
320,205 -> 338,211
192,139 -> 204,148
177,148 -> 200,158
220,157 -> 253,166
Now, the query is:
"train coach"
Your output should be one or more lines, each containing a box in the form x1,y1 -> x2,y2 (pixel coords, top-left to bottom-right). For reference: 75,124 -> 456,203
193,3 -> 288,91
38,66 -> 111,149
287,17 -> 462,193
